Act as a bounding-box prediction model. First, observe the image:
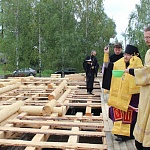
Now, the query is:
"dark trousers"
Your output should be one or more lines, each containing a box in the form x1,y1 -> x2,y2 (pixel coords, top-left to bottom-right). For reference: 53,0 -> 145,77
86,73 -> 94,93
135,140 -> 150,150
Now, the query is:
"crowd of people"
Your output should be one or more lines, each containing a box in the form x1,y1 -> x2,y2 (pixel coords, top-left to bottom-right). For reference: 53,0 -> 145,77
83,25 -> 150,150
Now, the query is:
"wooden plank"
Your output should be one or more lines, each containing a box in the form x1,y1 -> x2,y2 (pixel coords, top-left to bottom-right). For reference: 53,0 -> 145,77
119,141 -> 128,150
7,120 -> 104,129
126,140 -> 136,150
0,139 -> 107,150
25,113 -> 58,150
0,126 -> 105,137
131,139 -> 136,149
0,101 -> 24,123
17,115 -> 103,121
57,103 -> 101,107
105,131 -> 114,150
66,98 -> 101,102
85,100 -> 92,116
66,112 -> 82,150
111,134 -> 121,150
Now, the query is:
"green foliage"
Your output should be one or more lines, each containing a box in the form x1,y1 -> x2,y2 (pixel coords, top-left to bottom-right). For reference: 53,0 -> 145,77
0,0 -> 116,74
0,63 -> 12,75
122,0 -> 150,62
41,69 -> 54,77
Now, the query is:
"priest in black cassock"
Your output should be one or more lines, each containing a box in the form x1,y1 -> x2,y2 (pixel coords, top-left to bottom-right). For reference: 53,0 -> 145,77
102,43 -> 124,90
83,50 -> 99,95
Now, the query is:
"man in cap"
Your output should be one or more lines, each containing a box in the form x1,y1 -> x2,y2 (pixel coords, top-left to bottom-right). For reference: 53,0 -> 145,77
108,45 -> 143,141
83,50 -> 99,94
125,25 -> 150,149
102,42 -> 124,91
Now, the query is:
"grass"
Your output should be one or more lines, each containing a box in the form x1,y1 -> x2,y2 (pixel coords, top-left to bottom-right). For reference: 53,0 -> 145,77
39,69 -> 54,77
0,64 -> 12,75
0,63 -> 55,77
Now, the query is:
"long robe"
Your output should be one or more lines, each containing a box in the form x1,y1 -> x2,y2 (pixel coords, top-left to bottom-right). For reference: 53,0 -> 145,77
83,55 -> 99,93
133,49 -> 150,147
102,53 -> 123,90
108,56 -> 143,136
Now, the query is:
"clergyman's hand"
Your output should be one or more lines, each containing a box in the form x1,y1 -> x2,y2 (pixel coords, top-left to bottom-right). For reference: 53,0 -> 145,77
124,69 -> 129,74
104,46 -> 109,54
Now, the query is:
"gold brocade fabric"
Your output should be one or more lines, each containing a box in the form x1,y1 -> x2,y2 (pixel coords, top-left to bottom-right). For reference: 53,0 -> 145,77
108,56 -> 143,112
103,53 -> 109,63
112,121 -> 130,136
133,49 -> 150,147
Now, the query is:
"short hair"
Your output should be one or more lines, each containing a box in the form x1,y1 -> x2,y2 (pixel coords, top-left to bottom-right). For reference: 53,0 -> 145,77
91,50 -> 96,55
144,25 -> 150,32
114,42 -> 122,48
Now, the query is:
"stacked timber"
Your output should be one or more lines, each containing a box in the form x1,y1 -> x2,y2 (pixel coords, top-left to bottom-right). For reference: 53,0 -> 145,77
0,74 -> 108,150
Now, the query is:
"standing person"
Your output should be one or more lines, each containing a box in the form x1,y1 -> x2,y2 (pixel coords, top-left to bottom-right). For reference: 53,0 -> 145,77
108,45 -> 143,141
83,50 -> 99,95
125,26 -> 150,149
102,43 -> 124,90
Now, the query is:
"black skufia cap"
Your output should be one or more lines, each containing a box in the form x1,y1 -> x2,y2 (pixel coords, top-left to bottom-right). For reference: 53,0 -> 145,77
125,45 -> 141,58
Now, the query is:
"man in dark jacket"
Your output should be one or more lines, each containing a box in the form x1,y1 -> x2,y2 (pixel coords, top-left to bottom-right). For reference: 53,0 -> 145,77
83,50 -> 99,94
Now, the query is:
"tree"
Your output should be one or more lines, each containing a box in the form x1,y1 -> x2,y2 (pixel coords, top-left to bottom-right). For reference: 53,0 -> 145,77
0,0 -> 116,73
122,0 -> 150,61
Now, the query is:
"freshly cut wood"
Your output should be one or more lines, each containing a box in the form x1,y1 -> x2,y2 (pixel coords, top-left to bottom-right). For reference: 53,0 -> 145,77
25,113 -> 58,150
64,74 -> 85,81
42,99 -> 57,115
57,89 -> 71,104
19,106 -> 44,116
85,100 -> 92,116
66,112 -> 82,150
0,126 -> 105,137
7,76 -> 34,82
52,106 -> 66,116
47,83 -> 56,89
0,106 -> 8,110
7,119 -> 104,129
17,115 -> 103,121
0,112 -> 19,127
20,85 -> 47,89
0,123 -> 15,139
0,139 -> 107,149
20,76 -> 35,82
19,104 -> 66,116
66,85 -> 78,89
0,79 -> 21,88
49,77 -> 69,81
48,80 -> 67,100
0,83 -> 20,94
50,74 -> 61,78
0,101 -> 24,123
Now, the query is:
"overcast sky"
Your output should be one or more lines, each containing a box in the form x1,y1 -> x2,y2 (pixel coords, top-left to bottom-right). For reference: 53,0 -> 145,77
103,0 -> 140,45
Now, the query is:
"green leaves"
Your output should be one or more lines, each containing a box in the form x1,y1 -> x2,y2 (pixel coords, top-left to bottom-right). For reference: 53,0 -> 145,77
0,0 -> 116,72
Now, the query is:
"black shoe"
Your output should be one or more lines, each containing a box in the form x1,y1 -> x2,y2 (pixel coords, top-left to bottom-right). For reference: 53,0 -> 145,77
115,137 -> 123,142
90,92 -> 94,95
115,136 -> 131,142
87,92 -> 94,95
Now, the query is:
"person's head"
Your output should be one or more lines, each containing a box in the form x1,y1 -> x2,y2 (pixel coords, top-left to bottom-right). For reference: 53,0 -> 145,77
124,45 -> 140,63
144,25 -> 150,47
91,50 -> 96,56
113,43 -> 122,55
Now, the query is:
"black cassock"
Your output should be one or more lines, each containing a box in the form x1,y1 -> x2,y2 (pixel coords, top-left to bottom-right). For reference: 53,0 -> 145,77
83,55 -> 99,93
102,53 -> 123,90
